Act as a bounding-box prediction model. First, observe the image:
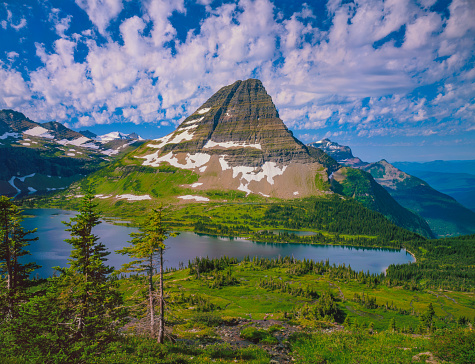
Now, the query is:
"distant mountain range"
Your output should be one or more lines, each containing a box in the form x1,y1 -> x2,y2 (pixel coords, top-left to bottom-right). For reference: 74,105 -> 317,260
0,109 -> 144,197
71,79 -> 433,238
393,160 -> 475,213
310,139 -> 475,237
3,79 -> 472,239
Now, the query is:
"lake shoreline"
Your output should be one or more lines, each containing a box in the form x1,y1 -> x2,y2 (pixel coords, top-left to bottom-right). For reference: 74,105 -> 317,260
21,208 -> 416,278
405,248 -> 417,263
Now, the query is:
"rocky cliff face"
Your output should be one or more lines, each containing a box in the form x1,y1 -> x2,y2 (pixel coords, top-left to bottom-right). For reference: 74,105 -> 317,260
158,79 -> 313,165
0,109 -> 144,197
308,139 -> 365,167
310,139 -> 475,237
137,79 -> 330,199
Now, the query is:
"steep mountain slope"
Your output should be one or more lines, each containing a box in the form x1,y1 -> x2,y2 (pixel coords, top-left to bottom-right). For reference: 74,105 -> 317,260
311,139 -> 475,237
362,160 -> 475,237
330,167 -> 434,238
66,79 -> 432,238
0,109 -> 144,197
393,160 -> 475,212
133,79 -> 330,199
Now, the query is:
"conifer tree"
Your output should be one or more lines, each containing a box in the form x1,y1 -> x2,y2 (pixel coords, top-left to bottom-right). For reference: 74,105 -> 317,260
388,318 -> 397,332
0,196 -> 39,316
117,206 -> 175,343
55,193 -> 125,342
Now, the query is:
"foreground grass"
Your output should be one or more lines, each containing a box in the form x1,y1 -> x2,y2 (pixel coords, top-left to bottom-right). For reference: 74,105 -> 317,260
291,331 -> 430,364
4,259 -> 474,363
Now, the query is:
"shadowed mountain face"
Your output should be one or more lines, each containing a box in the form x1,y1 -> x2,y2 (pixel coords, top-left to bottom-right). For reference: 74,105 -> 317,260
161,79 -> 314,166
136,79 -> 330,199
311,139 -> 475,238
0,109 -> 143,197
362,161 -> 475,237
393,160 -> 475,213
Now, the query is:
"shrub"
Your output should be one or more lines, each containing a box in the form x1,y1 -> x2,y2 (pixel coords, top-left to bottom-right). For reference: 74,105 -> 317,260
430,329 -> 475,364
239,326 -> 278,344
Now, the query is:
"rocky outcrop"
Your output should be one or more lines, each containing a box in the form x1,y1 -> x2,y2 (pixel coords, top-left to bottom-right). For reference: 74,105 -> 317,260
161,79 -> 313,166
310,139 -> 475,237
138,79 -> 331,199
308,139 -> 365,167
42,121 -> 85,140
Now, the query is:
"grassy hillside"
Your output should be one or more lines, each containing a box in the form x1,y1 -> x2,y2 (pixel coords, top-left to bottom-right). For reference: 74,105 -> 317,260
5,254 -> 473,363
331,168 -> 434,238
363,162 -> 475,237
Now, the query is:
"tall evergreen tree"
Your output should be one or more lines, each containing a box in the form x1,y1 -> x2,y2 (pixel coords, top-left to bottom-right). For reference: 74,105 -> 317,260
117,206 -> 175,343
0,196 -> 39,316
55,193 -> 125,342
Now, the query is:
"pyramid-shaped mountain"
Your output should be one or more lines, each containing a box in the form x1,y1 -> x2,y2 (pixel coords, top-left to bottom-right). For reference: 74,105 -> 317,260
156,79 -> 312,164
137,79 -> 329,198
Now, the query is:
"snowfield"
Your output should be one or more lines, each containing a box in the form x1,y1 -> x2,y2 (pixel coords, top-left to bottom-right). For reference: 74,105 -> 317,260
24,126 -> 54,138
142,152 -> 211,170
178,195 -> 210,202
204,140 -> 262,150
117,194 -> 152,201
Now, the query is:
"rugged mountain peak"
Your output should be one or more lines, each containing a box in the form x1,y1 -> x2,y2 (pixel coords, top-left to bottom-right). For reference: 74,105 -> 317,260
0,109 -> 37,134
138,79 -> 330,199
42,121 -> 85,140
79,130 -> 97,139
309,139 -> 365,167
155,79 -> 312,166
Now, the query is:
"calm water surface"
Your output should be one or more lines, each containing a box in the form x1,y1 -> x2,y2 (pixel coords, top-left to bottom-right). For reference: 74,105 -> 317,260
22,209 -> 415,278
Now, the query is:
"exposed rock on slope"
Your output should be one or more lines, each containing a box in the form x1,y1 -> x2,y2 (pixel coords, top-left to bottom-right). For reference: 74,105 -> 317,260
311,139 -> 475,237
137,79 -> 330,199
0,109 -> 144,197
309,139 -> 365,167
362,160 -> 475,237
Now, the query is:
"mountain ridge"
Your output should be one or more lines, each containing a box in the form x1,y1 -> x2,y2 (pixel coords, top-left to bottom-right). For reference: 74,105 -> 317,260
311,138 -> 475,237
62,79 -> 433,237
0,109 -> 144,197
135,79 -> 328,199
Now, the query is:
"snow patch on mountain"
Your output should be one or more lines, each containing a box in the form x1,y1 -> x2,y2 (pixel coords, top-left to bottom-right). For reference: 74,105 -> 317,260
197,108 -> 211,114
18,173 -> 35,182
168,129 -> 196,144
184,117 -> 204,125
0,132 -> 20,139
178,195 -> 209,202
57,137 -> 91,147
142,152 -> 211,170
221,161 -> 287,185
24,126 -> 54,138
117,194 -> 151,201
204,140 -> 262,150
8,177 -> 20,194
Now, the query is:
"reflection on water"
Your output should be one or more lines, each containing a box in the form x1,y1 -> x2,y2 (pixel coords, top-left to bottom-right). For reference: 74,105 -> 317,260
22,209 -> 415,278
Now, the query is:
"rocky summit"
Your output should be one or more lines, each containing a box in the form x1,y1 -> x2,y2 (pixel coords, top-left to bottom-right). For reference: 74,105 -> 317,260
309,139 -> 366,167
0,109 -> 143,197
136,79 -> 329,199
310,138 -> 475,237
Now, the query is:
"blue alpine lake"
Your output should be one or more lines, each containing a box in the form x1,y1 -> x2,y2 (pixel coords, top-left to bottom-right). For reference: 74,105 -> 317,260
22,209 -> 415,278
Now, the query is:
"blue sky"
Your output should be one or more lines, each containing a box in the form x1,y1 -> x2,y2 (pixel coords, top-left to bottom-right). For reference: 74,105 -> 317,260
1,0 -> 474,162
